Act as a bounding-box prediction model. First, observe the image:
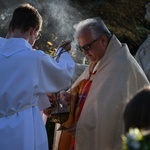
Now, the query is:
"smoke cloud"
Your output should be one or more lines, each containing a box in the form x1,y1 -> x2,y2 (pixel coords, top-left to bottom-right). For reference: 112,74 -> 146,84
0,0 -> 83,39
41,0 -> 83,40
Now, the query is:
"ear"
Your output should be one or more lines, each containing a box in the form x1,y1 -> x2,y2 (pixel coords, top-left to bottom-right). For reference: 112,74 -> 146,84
101,35 -> 108,48
29,27 -> 36,36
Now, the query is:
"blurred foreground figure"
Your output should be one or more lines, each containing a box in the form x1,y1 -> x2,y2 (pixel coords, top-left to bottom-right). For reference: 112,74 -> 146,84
53,17 -> 149,150
124,86 -> 150,133
123,86 -> 150,150
135,2 -> 150,81
0,3 -> 75,150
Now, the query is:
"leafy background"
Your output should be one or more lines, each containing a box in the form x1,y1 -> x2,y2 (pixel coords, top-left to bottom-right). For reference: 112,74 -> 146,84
0,0 -> 149,149
0,0 -> 149,55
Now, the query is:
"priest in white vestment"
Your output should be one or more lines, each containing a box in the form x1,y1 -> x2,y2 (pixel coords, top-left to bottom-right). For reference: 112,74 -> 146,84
53,17 -> 149,150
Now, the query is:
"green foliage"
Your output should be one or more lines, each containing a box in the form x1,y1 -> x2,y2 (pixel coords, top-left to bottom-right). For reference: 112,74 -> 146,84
122,128 -> 150,150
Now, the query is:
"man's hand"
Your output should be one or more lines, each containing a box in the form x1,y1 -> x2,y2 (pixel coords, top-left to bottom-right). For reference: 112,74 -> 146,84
43,93 -> 57,117
57,40 -> 72,52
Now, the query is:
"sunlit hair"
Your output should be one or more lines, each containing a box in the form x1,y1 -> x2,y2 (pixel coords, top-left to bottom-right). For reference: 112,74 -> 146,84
73,17 -> 112,42
124,86 -> 150,133
11,3 -> 42,33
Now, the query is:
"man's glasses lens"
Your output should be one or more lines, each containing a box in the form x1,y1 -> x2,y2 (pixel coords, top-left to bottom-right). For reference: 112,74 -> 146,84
77,46 -> 83,52
77,44 -> 91,52
77,36 -> 100,52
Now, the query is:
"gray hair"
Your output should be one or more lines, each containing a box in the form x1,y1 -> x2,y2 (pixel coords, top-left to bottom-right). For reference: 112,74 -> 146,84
73,17 -> 112,41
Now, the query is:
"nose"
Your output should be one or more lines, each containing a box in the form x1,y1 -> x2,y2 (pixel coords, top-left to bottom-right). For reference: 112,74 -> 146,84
82,49 -> 89,55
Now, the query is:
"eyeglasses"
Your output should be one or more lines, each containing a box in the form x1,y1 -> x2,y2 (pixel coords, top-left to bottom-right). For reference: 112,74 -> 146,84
36,32 -> 41,40
77,36 -> 100,52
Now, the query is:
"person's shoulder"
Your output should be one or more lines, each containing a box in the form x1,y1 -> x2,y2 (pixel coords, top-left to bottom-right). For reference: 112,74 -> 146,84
30,49 -> 52,59
30,48 -> 46,54
0,37 -> 5,40
0,37 -> 6,46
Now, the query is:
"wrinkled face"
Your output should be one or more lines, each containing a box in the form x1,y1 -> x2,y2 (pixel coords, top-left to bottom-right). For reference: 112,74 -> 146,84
145,2 -> 150,22
77,30 -> 108,63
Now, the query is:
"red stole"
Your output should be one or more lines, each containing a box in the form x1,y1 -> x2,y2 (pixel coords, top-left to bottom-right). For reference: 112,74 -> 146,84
57,63 -> 97,150
70,71 -> 96,150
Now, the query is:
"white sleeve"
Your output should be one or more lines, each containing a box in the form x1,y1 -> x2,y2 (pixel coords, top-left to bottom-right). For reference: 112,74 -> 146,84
38,49 -> 75,93
38,93 -> 50,110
